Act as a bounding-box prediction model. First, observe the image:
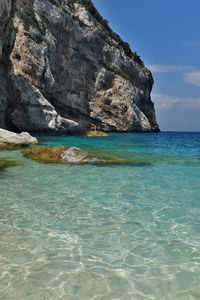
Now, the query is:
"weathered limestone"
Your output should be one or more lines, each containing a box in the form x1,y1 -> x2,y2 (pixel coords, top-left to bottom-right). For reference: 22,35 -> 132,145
61,147 -> 102,163
0,128 -> 38,148
0,0 -> 159,133
0,0 -> 16,128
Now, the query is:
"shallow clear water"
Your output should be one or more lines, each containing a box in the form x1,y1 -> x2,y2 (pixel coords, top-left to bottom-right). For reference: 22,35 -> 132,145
0,132 -> 200,299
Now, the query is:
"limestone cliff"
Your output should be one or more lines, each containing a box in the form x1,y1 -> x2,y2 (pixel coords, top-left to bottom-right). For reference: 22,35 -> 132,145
0,0 -> 159,133
0,0 -> 15,128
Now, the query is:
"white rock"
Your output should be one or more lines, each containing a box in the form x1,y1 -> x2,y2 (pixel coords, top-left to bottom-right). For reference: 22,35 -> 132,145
0,129 -> 38,145
61,147 -> 100,163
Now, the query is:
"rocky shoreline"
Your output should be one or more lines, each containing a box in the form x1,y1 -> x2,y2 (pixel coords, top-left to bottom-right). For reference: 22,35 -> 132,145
0,129 -> 147,167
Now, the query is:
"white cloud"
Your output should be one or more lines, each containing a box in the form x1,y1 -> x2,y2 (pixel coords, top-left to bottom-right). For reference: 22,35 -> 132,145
147,64 -> 200,87
183,71 -> 200,87
152,93 -> 180,110
152,93 -> 200,112
152,93 -> 200,131
147,64 -> 196,73
184,41 -> 200,47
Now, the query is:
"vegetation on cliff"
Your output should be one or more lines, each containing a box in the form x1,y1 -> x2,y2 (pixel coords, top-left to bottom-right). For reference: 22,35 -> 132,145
82,0 -> 144,67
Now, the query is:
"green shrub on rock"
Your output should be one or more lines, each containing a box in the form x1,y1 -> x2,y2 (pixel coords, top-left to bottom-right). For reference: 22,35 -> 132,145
16,0 -> 47,36
107,66 -> 132,82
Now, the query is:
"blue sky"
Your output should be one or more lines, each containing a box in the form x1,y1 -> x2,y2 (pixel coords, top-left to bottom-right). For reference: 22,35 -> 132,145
92,0 -> 200,131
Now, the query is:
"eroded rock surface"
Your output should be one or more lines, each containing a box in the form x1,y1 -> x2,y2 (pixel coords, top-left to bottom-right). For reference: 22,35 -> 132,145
61,147 -> 101,163
0,128 -> 38,148
0,0 -> 16,129
22,145 -> 68,162
0,0 -> 159,133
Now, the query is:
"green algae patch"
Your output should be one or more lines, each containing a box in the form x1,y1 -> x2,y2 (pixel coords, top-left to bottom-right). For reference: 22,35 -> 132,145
0,158 -> 23,171
88,150 -> 150,166
22,146 -> 68,163
116,151 -> 200,167
89,150 -> 126,163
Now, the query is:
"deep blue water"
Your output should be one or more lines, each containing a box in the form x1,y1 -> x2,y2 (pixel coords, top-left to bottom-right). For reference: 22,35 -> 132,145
0,132 -> 200,299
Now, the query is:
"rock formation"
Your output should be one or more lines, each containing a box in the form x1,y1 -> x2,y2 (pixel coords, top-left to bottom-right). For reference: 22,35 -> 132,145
0,157 -> 23,171
0,0 -> 159,133
0,128 -> 38,147
0,0 -> 15,129
22,145 -> 149,165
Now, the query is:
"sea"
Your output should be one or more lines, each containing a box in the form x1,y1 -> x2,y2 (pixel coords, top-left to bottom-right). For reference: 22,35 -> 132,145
0,132 -> 200,300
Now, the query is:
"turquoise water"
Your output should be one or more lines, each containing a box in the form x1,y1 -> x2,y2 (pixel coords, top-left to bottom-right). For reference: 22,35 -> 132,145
0,132 -> 200,299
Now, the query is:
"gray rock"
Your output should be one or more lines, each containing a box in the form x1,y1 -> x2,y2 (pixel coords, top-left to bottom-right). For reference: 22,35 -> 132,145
0,0 -> 159,133
0,128 -> 38,146
0,0 -> 16,128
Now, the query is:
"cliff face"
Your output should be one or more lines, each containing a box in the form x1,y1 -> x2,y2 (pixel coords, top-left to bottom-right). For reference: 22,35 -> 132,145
0,0 -> 159,133
0,0 -> 15,128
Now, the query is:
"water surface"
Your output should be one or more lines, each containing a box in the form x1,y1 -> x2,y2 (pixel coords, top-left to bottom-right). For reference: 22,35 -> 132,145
0,132 -> 200,299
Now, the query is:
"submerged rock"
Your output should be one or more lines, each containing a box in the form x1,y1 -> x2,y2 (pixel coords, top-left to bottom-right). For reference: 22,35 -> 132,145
0,129 -> 38,149
22,145 -> 149,166
22,146 -> 68,162
0,157 -> 23,171
86,131 -> 108,137
22,145 -> 102,163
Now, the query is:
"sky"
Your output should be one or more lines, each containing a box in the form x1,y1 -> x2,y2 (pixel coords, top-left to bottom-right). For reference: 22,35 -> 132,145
92,0 -> 200,131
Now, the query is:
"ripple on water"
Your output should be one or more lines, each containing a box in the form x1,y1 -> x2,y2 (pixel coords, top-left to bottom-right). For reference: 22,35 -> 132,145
0,132 -> 200,299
